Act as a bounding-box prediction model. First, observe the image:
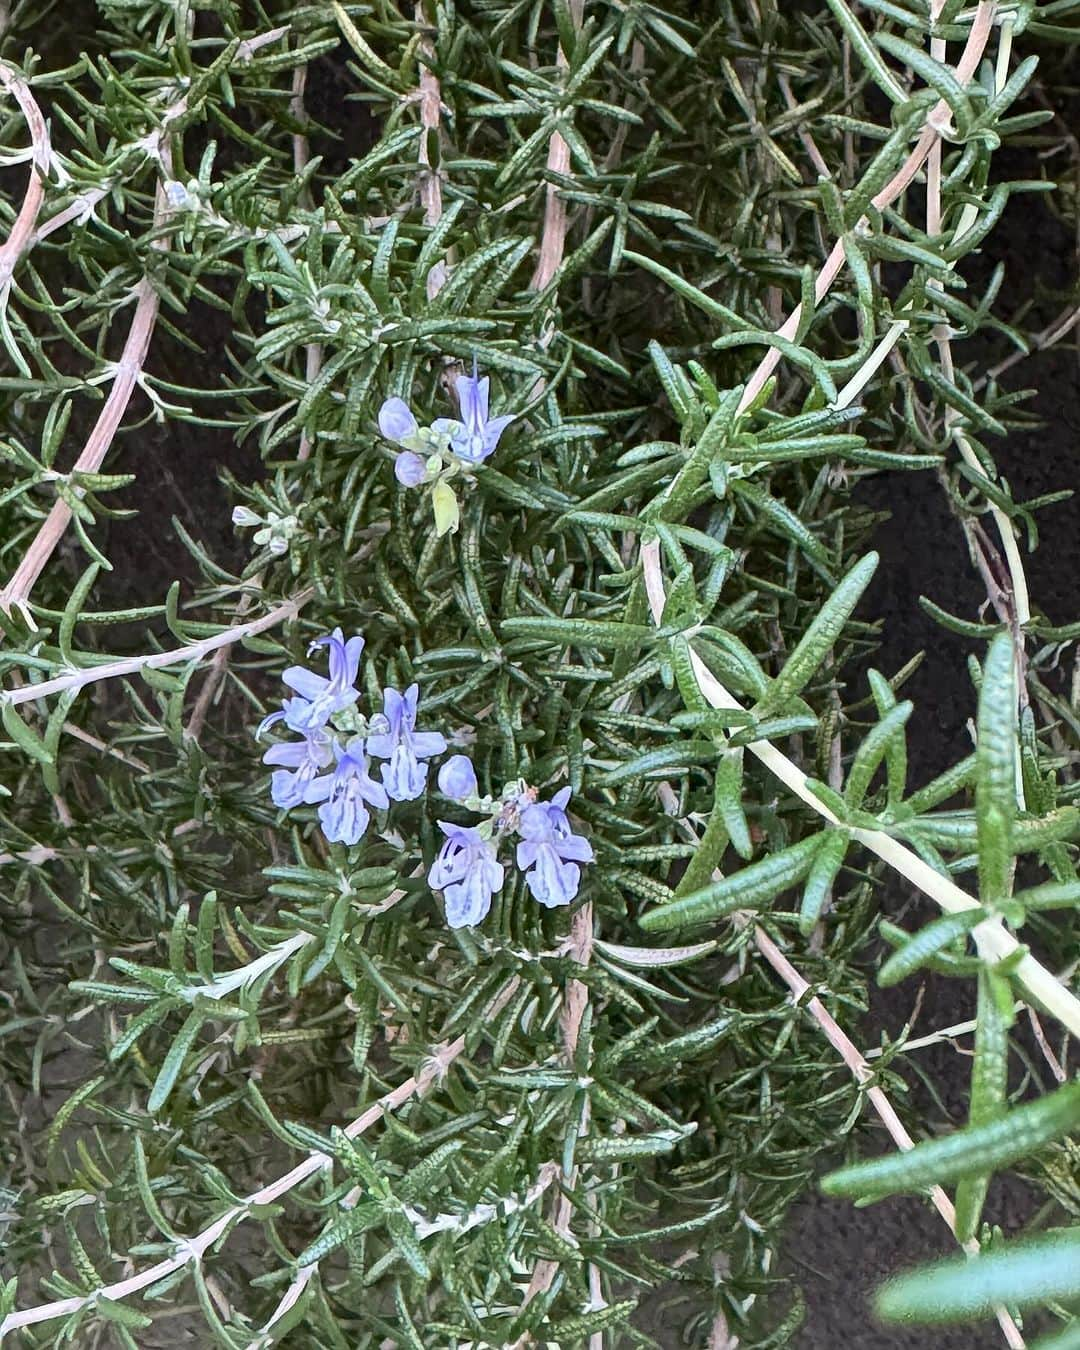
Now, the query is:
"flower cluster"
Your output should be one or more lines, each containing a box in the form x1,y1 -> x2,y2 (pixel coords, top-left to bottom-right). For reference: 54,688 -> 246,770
257,629 -> 446,845
429,757 -> 594,929
378,363 -> 515,537
258,632 -> 593,928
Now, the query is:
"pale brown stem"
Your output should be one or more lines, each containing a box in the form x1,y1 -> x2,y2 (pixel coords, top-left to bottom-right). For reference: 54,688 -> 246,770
986,301 -> 1080,384
752,924 -> 1025,1349
1026,1006 -> 1067,1085
0,65 -> 52,288
655,769 -> 1027,1349
183,587 -> 258,743
511,902 -> 597,1345
416,2 -> 446,300
0,27 -> 293,618
290,59 -> 324,461
0,175 -> 174,619
61,721 -> 150,773
529,0 -> 585,292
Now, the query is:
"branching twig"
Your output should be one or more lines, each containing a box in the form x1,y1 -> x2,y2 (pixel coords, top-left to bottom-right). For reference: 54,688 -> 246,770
2,588 -> 313,709
751,924 -> 1026,1350
0,28 -> 292,620
737,1 -> 997,413
415,2 -> 447,300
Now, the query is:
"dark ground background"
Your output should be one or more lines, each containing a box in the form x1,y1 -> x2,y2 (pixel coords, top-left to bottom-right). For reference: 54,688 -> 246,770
31,51 -> 1078,1350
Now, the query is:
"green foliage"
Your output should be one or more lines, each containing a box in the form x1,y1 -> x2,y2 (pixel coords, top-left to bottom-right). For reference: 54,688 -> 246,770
0,0 -> 1077,1345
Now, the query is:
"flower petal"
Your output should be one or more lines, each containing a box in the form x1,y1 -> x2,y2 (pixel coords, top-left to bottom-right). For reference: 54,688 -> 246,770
256,707 -> 285,738
381,745 -> 428,801
438,754 -> 477,801
481,413 -> 515,457
281,666 -> 329,702
378,397 -> 419,445
456,373 -> 488,431
262,741 -> 308,767
409,730 -> 447,760
394,450 -> 426,486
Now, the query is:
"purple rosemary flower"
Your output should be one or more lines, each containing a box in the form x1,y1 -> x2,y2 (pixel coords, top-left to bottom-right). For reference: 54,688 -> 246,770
515,787 -> 594,908
437,754 -> 478,802
279,628 -> 364,733
366,683 -> 447,801
433,366 -> 515,464
305,738 -> 389,846
262,725 -> 334,811
394,450 -> 427,486
429,821 -> 505,928
378,397 -> 420,446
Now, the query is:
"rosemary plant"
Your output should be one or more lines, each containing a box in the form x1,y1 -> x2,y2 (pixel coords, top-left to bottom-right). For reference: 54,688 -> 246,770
0,1 -> 1077,1347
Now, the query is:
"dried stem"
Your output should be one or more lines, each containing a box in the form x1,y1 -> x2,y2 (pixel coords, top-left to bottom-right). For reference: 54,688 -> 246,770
737,1 -> 997,413
416,2 -> 447,300
511,902 -> 597,1345
655,779 -> 1025,1348
529,0 -> 585,292
0,27 -> 291,619
0,65 -> 52,289
751,925 -> 1026,1350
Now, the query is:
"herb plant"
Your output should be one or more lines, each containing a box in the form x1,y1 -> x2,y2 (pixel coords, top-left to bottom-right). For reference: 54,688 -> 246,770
0,1 -> 1078,1347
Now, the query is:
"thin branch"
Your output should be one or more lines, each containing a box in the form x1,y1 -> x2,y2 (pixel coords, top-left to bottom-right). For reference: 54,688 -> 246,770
0,28 -> 292,619
751,924 -> 1026,1350
416,2 -> 447,300
2,588 -> 314,709
640,540 -> 1080,1042
529,0 -> 585,292
0,64 -> 53,289
657,771 -> 1022,1348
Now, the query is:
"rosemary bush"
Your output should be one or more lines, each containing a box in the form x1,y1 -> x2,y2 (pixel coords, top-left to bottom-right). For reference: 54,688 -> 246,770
0,0 -> 1078,1346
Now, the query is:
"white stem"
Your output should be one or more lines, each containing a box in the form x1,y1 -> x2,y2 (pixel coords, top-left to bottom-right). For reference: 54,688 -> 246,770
831,319 -> 908,410
2,589 -> 312,709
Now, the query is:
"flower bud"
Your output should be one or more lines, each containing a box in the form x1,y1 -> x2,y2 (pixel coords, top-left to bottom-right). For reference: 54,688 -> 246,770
438,754 -> 477,801
232,505 -> 262,527
394,450 -> 426,487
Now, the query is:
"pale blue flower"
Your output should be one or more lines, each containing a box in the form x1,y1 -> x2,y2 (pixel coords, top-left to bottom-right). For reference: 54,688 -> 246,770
366,684 -> 447,801
305,738 -> 389,846
515,787 -> 593,908
394,450 -> 427,486
257,695 -> 311,739
279,628 -> 364,733
429,821 -> 504,928
263,725 -> 334,810
378,397 -> 419,445
438,754 -> 478,801
433,366 -> 514,464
